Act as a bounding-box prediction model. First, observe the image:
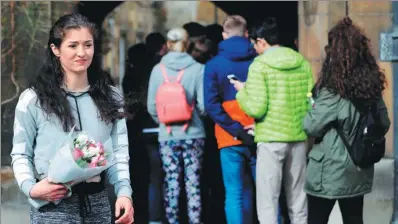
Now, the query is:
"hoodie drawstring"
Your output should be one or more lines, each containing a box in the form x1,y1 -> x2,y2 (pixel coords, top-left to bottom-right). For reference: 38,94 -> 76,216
65,92 -> 105,221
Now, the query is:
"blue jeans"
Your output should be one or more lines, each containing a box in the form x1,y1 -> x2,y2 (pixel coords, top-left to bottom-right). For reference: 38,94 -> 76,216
220,145 -> 256,224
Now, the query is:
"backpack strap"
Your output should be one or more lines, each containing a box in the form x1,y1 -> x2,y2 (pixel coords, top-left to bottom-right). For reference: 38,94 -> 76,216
160,64 -> 185,83
334,114 -> 363,152
335,124 -> 352,151
160,64 -> 170,83
167,125 -> 172,134
167,123 -> 188,134
182,123 -> 189,132
176,69 -> 185,83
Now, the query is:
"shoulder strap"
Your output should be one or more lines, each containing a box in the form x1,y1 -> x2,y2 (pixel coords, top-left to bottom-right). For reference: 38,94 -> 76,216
334,114 -> 363,151
160,64 -> 170,83
176,69 -> 185,83
160,64 -> 185,83
335,124 -> 351,150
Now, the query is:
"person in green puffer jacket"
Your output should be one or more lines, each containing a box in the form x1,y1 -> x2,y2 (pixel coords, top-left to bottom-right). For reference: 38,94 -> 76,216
303,17 -> 390,224
231,17 -> 313,224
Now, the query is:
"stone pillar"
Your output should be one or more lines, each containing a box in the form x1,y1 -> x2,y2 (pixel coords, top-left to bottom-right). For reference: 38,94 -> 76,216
348,1 -> 394,157
196,1 -> 227,25
298,1 -> 346,78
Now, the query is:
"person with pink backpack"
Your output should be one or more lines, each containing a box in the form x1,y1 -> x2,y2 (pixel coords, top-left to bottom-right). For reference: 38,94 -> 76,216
147,27 -> 206,224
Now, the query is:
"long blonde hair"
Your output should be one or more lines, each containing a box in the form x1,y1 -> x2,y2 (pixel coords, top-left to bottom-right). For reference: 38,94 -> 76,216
166,28 -> 189,52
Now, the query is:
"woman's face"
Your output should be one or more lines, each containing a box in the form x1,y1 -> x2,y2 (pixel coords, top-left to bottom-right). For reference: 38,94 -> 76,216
51,27 -> 94,75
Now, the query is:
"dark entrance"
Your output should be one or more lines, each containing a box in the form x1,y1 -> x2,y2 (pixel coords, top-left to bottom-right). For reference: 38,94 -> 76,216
77,1 -> 299,52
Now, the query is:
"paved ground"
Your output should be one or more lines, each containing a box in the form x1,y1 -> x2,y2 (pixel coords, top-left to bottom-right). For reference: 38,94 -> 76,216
3,202 -> 390,224
1,203 -> 30,224
1,158 -> 394,224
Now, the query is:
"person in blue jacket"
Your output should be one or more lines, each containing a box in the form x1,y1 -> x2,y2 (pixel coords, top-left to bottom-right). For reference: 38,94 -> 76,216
204,15 -> 258,224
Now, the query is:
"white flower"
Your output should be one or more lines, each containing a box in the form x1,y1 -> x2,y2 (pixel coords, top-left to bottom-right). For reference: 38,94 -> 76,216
82,146 -> 95,159
76,134 -> 89,144
88,145 -> 101,155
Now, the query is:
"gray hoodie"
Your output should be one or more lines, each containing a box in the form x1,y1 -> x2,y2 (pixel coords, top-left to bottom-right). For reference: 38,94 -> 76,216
147,52 -> 206,141
11,87 -> 132,206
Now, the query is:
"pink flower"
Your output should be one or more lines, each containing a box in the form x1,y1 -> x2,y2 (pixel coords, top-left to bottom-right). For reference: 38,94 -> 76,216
72,149 -> 84,161
89,155 -> 100,168
88,162 -> 97,168
96,142 -> 105,154
97,155 -> 107,167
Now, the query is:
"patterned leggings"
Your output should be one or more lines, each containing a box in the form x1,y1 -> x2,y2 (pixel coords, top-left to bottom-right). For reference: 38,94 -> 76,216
160,138 -> 205,224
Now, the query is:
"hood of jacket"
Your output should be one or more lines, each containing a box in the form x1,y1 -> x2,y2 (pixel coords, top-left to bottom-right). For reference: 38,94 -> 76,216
259,46 -> 304,70
160,51 -> 197,71
218,36 -> 256,61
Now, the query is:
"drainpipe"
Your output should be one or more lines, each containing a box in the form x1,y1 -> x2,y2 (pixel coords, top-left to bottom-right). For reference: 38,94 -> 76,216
392,2 -> 398,223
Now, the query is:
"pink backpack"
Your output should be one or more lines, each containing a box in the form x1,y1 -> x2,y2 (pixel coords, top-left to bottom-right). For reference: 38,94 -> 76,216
156,64 -> 194,134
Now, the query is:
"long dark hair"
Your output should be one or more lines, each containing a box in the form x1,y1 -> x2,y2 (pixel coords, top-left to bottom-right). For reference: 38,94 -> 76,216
317,17 -> 386,102
30,13 -> 125,131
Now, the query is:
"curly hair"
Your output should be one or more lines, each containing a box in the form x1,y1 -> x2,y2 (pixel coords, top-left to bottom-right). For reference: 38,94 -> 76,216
29,13 -> 126,131
317,17 -> 386,102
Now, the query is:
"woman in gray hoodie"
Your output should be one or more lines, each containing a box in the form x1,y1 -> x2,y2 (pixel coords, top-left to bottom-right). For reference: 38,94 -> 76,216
147,28 -> 206,224
11,13 -> 133,224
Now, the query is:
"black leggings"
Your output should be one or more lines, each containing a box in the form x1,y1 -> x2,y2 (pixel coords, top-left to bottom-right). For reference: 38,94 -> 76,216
308,194 -> 364,224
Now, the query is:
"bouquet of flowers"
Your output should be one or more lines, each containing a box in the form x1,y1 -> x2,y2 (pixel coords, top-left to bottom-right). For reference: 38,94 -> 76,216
28,126 -> 114,209
72,134 -> 108,169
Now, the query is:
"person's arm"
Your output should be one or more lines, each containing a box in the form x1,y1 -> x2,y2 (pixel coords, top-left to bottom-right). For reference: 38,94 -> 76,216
147,65 -> 160,124
303,89 -> 339,137
204,63 -> 243,137
11,89 -> 38,198
236,59 -> 268,119
195,65 -> 206,116
106,89 -> 132,200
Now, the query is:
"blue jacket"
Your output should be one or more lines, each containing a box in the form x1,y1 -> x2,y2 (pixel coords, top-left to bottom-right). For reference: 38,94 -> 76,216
204,36 -> 257,149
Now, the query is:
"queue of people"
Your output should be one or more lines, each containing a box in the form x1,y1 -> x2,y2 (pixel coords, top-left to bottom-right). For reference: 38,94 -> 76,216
10,12 -> 390,224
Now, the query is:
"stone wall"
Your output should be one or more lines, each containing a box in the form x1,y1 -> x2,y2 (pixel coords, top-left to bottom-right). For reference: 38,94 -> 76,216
299,1 -> 395,157
101,1 -> 159,87
164,1 -> 227,29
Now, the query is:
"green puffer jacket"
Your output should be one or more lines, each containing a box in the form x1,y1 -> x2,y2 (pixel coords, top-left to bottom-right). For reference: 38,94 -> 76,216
236,47 -> 313,143
304,89 -> 390,198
